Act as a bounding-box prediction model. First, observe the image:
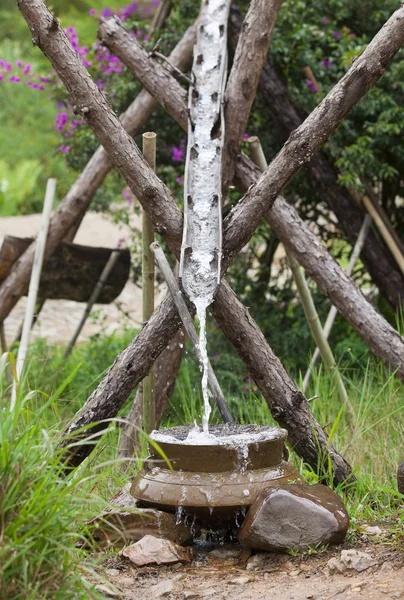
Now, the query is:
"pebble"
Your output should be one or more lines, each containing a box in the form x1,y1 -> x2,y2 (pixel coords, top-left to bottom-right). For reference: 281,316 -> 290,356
95,583 -> 121,597
327,549 -> 377,574
105,568 -> 121,577
228,575 -> 253,585
150,580 -> 177,598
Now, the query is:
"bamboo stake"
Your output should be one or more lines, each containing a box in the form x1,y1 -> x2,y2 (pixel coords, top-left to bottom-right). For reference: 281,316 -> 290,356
150,241 -> 234,424
149,0 -> 172,37
361,194 -> 404,276
142,132 -> 156,434
303,214 -> 372,392
63,249 -> 120,359
0,323 -> 7,354
248,137 -> 351,413
11,178 -> 56,410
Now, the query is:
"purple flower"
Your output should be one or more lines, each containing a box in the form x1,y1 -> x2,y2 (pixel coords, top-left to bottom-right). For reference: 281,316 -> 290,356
101,7 -> 113,17
311,85 -> 318,93
243,386 -> 250,393
4,62 -> 12,73
322,59 -> 331,68
212,354 -> 220,360
0,60 -> 4,66
58,145 -> 70,153
16,60 -> 23,68
322,17 -> 329,25
349,33 -> 356,39
333,31 -> 341,39
22,64 -> 31,75
176,176 -> 183,184
305,79 -> 313,86
171,141 -> 185,161
89,8 -> 96,15
243,133 -> 250,140
215,322 -> 221,328
9,75 -> 21,83
0,74 -> 4,81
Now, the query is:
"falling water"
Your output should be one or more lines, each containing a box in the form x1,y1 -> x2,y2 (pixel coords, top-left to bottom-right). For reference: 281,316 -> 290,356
194,297 -> 212,434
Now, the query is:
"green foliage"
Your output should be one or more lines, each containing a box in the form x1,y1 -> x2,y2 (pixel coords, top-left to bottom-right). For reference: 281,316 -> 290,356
0,357 -> 108,600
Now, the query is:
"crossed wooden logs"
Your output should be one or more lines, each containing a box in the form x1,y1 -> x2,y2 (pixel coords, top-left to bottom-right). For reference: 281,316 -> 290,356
12,0 -> 404,482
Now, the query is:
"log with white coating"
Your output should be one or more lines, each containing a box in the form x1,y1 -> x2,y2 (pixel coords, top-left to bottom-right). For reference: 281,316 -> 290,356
179,0 -> 231,307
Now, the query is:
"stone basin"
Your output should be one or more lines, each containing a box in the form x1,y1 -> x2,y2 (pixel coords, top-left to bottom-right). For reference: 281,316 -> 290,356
131,424 -> 302,526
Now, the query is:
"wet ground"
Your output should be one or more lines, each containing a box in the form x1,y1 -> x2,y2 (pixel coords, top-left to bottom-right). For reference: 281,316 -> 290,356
92,531 -> 404,600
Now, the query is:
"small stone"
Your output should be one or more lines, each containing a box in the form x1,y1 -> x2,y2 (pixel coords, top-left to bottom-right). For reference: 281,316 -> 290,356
105,568 -> 120,577
87,484 -> 193,547
361,524 -> 383,536
150,580 -> 177,598
183,592 -> 199,599
229,576 -> 253,585
238,483 -> 349,552
327,550 -> 377,574
95,583 -> 121,597
121,535 -> 192,566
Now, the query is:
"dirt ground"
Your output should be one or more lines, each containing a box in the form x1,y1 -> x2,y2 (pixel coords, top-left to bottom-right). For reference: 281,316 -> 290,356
92,531 -> 404,600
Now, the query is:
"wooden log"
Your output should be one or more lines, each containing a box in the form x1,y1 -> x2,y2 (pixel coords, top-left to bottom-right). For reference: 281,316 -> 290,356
101,18 -> 404,381
0,236 -> 130,303
221,0 -> 284,195
142,131 -> 157,434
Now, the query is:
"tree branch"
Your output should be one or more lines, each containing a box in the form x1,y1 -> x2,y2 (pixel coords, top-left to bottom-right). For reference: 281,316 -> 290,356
221,0 -> 284,194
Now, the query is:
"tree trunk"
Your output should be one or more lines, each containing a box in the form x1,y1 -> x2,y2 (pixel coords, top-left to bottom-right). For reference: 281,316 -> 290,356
221,0 -> 284,194
0,236 -> 130,303
228,7 -> 404,310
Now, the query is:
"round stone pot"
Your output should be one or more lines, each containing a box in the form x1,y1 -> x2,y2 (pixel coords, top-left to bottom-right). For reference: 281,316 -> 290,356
131,424 -> 302,527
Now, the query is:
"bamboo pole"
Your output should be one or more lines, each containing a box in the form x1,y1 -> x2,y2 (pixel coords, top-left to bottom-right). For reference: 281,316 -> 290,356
11,178 -> 56,410
150,241 -> 234,424
361,194 -> 404,276
63,249 -> 120,359
142,132 -> 156,434
303,214 -> 372,392
248,137 -> 351,413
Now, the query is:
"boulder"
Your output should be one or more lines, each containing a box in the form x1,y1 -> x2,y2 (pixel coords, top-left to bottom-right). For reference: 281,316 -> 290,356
238,483 -> 349,552
121,535 -> 193,566
87,483 -> 193,546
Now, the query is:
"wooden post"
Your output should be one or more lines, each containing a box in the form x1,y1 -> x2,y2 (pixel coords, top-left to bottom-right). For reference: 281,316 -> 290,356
142,132 -> 156,434
11,178 -> 56,409
151,241 -> 234,424
303,214 -> 372,392
63,250 -> 120,359
248,137 -> 351,413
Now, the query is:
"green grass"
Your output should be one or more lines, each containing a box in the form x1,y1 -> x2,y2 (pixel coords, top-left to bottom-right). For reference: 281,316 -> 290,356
1,327 -> 404,598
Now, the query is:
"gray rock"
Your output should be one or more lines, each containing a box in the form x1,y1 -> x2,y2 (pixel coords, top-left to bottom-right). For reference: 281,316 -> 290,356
327,549 -> 377,574
121,534 -> 193,566
238,483 -> 349,553
87,483 -> 193,547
